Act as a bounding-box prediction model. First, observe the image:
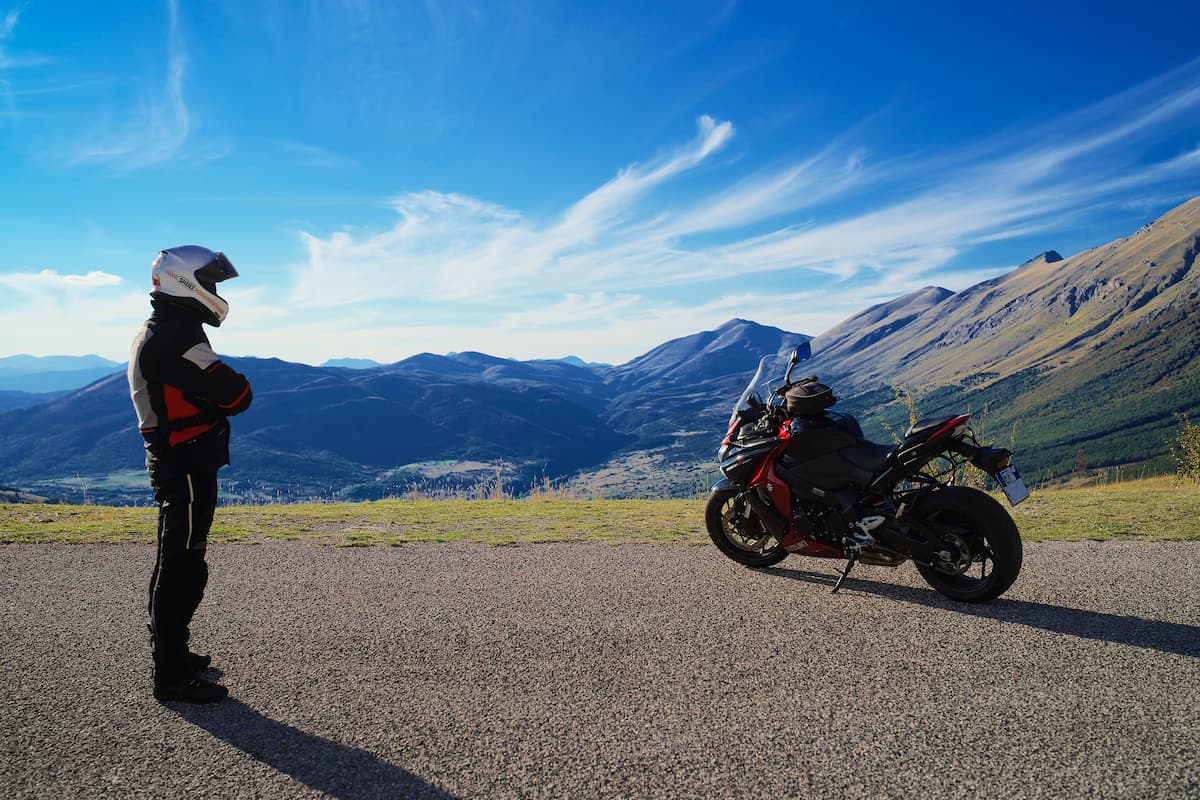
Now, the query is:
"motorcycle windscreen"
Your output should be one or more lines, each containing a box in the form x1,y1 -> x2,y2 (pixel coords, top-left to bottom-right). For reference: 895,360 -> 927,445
730,352 -> 793,425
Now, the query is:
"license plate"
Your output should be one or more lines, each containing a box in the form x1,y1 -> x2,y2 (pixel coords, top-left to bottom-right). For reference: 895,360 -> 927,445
996,465 -> 1030,506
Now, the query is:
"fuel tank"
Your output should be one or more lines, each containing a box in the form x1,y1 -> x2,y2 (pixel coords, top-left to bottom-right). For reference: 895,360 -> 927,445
780,412 -> 892,491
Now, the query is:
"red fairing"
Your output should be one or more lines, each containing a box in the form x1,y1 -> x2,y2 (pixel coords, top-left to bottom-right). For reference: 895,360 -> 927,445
780,533 -> 842,557
746,437 -> 842,559
721,418 -> 740,446
748,437 -> 788,488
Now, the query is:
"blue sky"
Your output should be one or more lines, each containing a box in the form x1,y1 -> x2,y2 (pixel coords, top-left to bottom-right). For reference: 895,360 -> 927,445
2,1 -> 1199,366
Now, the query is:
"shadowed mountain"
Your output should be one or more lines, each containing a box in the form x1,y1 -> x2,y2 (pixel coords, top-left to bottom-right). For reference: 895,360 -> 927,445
603,318 -> 808,393
385,351 -> 614,412
0,389 -> 70,413
599,319 -> 810,448
0,356 -> 626,501
0,320 -> 803,501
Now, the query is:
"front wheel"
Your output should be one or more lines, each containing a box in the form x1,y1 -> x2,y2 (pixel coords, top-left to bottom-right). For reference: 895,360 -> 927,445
705,487 -> 789,568
912,486 -> 1022,602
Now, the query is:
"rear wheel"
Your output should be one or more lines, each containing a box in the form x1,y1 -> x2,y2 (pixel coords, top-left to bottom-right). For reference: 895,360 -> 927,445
912,486 -> 1022,602
705,487 -> 789,568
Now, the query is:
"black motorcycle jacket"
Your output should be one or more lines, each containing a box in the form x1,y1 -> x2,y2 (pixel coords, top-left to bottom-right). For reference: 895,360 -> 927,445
128,297 -> 253,483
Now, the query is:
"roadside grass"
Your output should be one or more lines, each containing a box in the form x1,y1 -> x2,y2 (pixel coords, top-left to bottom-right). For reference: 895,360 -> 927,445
1,476 -> 1197,545
0,498 -> 704,546
1007,475 -> 1200,541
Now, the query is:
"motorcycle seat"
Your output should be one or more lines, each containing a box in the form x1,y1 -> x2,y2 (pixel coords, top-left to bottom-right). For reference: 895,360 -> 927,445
843,442 -> 895,472
905,416 -> 958,441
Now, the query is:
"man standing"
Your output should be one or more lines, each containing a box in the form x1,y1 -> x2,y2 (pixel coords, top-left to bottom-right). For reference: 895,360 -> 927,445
128,246 -> 253,703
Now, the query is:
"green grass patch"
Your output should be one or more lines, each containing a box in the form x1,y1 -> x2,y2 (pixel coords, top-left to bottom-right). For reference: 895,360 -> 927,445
1008,476 -> 1200,541
2,478 -> 1198,545
0,498 -> 706,546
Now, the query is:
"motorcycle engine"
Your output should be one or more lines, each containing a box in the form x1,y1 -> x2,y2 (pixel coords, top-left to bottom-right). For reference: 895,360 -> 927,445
792,499 -> 848,546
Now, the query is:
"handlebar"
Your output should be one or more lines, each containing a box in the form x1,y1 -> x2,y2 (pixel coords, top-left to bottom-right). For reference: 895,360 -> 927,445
773,375 -> 819,397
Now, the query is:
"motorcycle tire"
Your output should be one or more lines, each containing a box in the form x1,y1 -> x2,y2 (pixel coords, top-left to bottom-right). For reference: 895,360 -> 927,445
912,486 -> 1022,603
705,487 -> 789,568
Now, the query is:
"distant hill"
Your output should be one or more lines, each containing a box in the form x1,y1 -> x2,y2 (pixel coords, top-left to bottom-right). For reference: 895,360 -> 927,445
0,319 -> 800,502
598,319 -> 809,450
0,354 -> 121,372
0,355 -> 124,393
559,355 -> 611,368
320,357 -> 383,369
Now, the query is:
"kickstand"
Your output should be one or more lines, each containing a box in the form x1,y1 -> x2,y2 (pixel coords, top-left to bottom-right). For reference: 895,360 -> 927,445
832,553 -> 858,594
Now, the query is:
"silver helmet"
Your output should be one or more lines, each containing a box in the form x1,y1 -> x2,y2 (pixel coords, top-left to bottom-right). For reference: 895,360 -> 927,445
151,246 -> 239,326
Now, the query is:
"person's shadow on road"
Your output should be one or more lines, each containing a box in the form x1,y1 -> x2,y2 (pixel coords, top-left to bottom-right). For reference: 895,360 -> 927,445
760,566 -> 1200,658
173,698 -> 458,800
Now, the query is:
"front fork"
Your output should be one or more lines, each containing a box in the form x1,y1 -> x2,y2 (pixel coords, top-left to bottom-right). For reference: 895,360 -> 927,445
711,477 -> 788,544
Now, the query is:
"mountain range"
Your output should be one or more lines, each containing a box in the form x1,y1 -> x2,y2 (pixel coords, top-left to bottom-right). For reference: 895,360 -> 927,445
0,354 -> 124,397
2,195 -> 1198,503
809,196 -> 1200,474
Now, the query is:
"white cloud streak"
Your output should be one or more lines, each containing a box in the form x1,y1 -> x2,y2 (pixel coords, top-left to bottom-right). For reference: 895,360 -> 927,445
287,60 -> 1200,334
274,140 -> 359,169
65,0 -> 200,169
0,3 -> 32,83
0,268 -> 123,291
291,116 -> 737,307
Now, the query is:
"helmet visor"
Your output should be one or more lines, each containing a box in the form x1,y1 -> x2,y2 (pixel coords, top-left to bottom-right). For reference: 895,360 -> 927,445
196,251 -> 238,283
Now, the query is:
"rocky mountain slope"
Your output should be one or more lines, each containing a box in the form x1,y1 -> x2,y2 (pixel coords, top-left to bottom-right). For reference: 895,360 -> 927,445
811,196 -> 1200,475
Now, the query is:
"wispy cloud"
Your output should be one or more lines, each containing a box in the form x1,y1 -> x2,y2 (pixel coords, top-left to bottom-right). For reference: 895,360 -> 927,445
17,55 -> 1198,364
289,58 -> 1200,330
291,115 -> 737,306
0,4 -> 22,53
65,0 -> 205,169
0,3 -> 48,87
274,140 -> 359,169
2,6 -> 18,36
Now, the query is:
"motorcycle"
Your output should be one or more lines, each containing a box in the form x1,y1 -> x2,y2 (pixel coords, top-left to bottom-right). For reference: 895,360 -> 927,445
706,342 -> 1028,602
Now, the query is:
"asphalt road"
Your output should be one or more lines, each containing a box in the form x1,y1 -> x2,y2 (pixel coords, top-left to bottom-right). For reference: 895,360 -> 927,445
1,540 -> 1197,799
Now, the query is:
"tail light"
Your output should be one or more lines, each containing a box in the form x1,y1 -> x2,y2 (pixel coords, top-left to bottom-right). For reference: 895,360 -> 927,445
969,447 -> 1012,474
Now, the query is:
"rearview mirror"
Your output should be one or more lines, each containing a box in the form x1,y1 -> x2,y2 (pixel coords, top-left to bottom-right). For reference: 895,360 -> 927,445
783,341 -> 811,385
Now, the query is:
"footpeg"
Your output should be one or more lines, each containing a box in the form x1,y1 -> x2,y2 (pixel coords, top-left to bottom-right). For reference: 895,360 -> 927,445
854,515 -> 885,534
846,515 -> 885,551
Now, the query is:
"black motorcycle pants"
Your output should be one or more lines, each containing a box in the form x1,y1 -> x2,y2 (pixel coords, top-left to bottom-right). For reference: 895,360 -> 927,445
149,469 -> 217,682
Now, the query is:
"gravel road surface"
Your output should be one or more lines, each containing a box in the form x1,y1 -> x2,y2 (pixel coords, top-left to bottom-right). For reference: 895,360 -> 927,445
2,540 -> 1198,799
